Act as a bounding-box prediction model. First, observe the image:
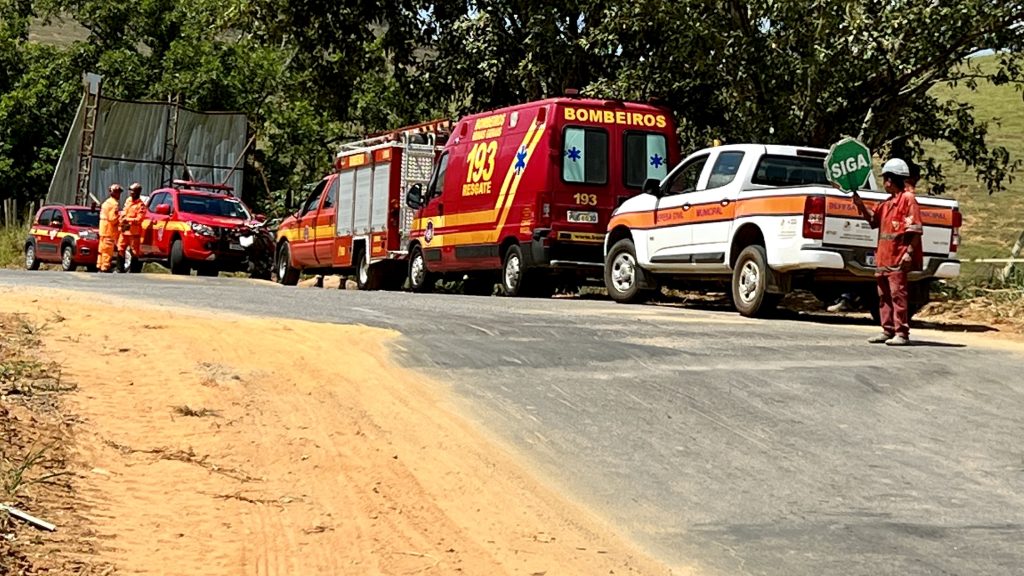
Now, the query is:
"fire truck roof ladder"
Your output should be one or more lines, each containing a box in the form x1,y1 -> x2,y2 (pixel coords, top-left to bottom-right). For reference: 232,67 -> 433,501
74,73 -> 102,206
336,119 -> 452,154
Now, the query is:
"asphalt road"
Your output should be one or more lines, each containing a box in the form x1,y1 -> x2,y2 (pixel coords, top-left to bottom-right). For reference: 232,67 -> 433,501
2,270 -> 1023,576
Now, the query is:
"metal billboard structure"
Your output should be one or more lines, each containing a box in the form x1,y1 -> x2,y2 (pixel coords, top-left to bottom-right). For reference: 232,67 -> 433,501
47,74 -> 248,206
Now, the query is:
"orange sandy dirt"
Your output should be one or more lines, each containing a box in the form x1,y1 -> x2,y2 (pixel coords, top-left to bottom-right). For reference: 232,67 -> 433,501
0,287 -> 690,576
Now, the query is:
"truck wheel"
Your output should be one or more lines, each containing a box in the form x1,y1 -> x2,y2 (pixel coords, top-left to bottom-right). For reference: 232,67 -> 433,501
169,239 -> 190,275
408,245 -> 436,293
24,242 -> 40,271
356,250 -> 383,291
731,245 -> 779,317
275,242 -> 300,286
501,244 -> 551,297
605,238 -> 654,304
61,244 -> 77,272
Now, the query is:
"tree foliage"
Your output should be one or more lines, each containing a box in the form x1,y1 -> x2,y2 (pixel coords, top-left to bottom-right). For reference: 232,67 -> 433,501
0,0 -> 1022,219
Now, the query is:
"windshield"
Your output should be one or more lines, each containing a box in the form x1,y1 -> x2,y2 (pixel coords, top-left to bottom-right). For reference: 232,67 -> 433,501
178,194 -> 251,219
67,209 -> 100,227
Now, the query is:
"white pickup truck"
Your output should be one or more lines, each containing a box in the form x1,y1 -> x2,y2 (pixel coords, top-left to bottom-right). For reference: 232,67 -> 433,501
603,144 -> 962,317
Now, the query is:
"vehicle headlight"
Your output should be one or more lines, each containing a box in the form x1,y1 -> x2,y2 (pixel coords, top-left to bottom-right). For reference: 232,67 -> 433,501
190,222 -> 217,237
79,230 -> 98,239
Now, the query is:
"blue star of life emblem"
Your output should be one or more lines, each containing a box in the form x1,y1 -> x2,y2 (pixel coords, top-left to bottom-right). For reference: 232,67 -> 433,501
650,153 -> 664,169
514,146 -> 528,174
566,147 -> 582,162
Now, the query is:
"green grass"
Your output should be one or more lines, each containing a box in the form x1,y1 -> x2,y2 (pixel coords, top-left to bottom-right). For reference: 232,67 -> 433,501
0,226 -> 28,269
926,55 -> 1024,284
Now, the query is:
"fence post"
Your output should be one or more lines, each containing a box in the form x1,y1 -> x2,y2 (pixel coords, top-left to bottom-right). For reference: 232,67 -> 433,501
1001,229 -> 1024,282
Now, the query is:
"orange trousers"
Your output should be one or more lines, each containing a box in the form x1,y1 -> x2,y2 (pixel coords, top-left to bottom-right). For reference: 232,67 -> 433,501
98,236 -> 117,271
118,234 -> 141,257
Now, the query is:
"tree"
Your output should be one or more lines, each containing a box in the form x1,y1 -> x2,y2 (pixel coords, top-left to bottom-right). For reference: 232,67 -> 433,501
0,0 -> 81,212
585,0 -> 1024,193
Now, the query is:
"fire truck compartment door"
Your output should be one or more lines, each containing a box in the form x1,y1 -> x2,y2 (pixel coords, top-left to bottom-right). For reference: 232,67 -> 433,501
353,166 -> 373,236
336,170 -> 355,237
370,162 -> 391,233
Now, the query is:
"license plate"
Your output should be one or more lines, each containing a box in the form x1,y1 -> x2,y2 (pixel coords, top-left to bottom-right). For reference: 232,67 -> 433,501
865,251 -> 875,267
238,235 -> 254,248
567,210 -> 598,224
229,242 -> 244,251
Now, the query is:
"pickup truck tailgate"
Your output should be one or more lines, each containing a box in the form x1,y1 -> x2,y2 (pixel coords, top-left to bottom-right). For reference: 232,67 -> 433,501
823,190 -> 956,257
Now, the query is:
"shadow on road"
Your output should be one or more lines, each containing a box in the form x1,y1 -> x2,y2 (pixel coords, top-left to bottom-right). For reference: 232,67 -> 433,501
903,340 -> 968,348
589,289 -> 1002,336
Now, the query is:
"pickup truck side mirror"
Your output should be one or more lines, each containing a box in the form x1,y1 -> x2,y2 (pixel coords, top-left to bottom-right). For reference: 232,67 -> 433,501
642,178 -> 662,198
254,213 -> 267,223
405,184 -> 425,210
52,215 -> 64,228
155,204 -> 171,216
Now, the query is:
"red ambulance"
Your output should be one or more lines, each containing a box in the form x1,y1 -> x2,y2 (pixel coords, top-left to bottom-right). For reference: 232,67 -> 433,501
404,97 -> 679,296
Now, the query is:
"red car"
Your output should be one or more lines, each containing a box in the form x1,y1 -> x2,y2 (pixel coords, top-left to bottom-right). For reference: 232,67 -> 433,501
137,181 -> 265,276
24,205 -> 101,271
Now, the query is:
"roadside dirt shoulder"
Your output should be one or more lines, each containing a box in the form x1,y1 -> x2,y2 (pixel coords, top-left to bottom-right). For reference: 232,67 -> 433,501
0,288 -> 684,576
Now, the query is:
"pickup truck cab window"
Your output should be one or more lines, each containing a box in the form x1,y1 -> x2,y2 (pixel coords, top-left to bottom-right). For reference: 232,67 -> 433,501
752,155 -> 830,187
666,154 -> 710,195
562,126 -> 608,185
322,177 -> 338,209
706,151 -> 745,189
623,131 -> 669,188
38,209 -> 54,226
147,192 -> 165,211
303,180 -> 327,214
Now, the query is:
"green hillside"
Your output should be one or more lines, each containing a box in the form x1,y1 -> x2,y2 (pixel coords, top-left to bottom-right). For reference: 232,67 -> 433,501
927,56 -> 1024,282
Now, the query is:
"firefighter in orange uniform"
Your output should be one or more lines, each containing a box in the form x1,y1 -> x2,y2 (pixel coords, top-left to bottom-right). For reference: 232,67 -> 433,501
118,182 -> 146,272
98,184 -> 123,273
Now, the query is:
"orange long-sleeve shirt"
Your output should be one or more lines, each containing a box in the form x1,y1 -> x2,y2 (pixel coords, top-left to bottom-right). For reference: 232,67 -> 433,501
99,197 -> 121,238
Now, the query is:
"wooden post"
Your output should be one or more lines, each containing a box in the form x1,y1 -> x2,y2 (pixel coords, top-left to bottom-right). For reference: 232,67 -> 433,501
1001,229 -> 1024,282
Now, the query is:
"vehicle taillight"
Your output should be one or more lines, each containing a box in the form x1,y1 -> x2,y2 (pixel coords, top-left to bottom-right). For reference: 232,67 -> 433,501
803,195 -> 826,240
950,208 -> 962,253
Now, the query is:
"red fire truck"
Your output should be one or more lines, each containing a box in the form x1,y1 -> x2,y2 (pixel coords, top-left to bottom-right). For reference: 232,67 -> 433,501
274,120 -> 449,288
404,97 -> 679,296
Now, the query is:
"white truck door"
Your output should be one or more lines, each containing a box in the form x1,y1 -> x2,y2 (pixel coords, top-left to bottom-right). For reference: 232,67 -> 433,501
680,150 -> 746,266
646,153 -> 710,265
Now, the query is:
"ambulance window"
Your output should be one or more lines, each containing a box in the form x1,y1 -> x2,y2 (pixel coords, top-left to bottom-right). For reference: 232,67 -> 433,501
562,127 -> 607,185
322,178 -> 338,209
706,152 -> 745,189
38,209 -> 54,226
623,132 -> 669,188
428,152 -> 450,198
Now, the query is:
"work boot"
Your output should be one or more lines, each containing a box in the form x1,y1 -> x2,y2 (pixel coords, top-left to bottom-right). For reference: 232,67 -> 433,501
114,256 -> 125,273
867,332 -> 894,344
885,335 -> 911,347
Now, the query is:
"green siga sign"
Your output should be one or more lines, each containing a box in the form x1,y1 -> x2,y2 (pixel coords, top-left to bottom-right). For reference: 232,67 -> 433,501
824,137 -> 872,193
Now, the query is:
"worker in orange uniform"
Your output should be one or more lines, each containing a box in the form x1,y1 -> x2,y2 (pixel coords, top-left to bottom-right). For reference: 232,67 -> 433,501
118,182 -> 147,272
98,184 -> 123,273
852,158 -> 923,346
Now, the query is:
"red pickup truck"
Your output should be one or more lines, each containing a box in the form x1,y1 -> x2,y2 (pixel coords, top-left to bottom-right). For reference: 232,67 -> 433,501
137,181 -> 265,276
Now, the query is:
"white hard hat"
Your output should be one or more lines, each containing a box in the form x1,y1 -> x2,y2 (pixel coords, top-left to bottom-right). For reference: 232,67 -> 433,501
881,158 -> 910,177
